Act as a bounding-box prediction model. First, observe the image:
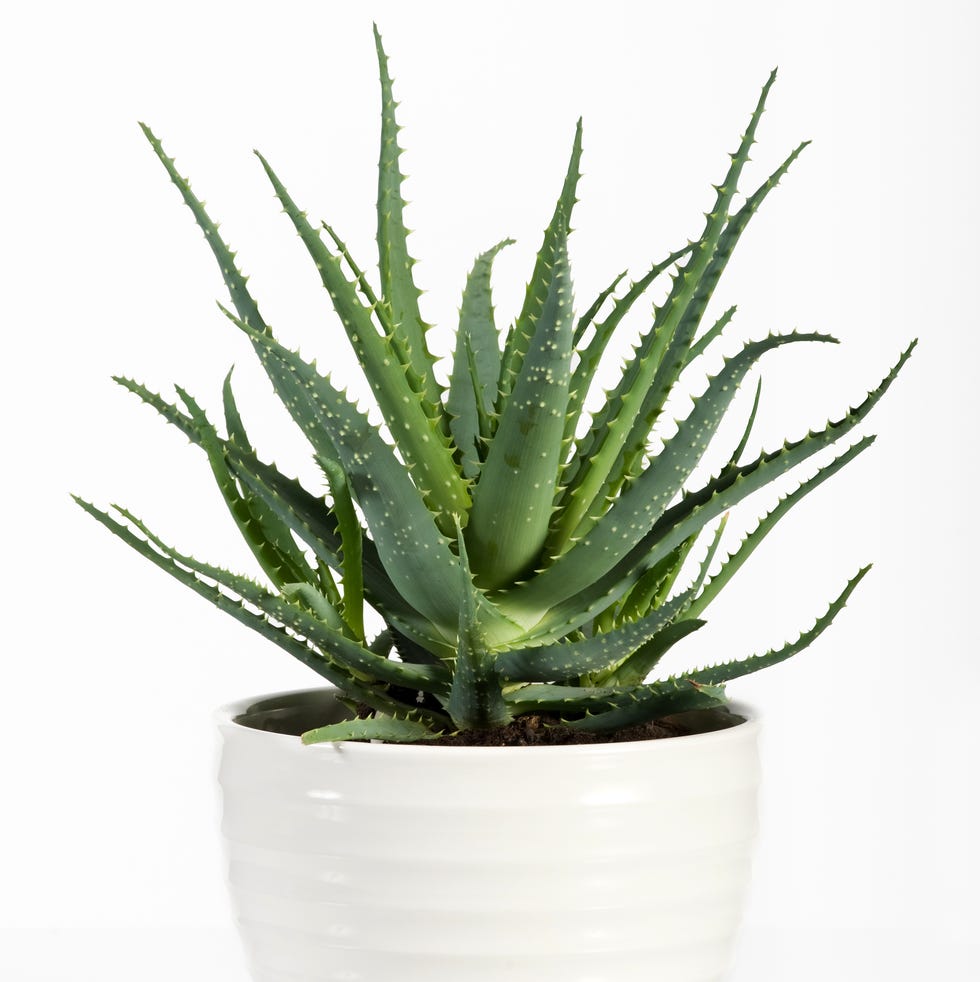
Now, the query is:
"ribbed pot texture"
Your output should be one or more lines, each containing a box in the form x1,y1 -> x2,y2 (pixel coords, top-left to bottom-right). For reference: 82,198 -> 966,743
217,689 -> 761,982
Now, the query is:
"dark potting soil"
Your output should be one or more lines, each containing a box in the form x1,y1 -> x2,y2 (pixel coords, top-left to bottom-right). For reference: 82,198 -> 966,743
409,707 -> 743,746
417,713 -> 684,746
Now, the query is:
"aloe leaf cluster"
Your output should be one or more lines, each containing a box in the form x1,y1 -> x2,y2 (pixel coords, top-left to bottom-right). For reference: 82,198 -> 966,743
77,28 -> 913,743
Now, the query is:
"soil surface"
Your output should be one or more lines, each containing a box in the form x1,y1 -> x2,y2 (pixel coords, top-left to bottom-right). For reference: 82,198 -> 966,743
417,713 -> 687,746
236,692 -> 744,745
405,707 -> 746,746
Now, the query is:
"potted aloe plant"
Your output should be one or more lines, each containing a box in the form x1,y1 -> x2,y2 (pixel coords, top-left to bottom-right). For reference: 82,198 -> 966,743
77,26 -> 911,982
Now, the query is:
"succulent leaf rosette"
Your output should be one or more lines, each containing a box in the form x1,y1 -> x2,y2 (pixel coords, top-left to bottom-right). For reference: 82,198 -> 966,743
77,28 -> 914,743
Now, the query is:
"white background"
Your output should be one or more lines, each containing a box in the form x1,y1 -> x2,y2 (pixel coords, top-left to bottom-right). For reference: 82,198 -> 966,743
2,0 -> 978,978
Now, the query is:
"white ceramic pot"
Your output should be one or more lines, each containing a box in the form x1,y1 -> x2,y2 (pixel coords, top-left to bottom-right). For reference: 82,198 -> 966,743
217,688 -> 760,982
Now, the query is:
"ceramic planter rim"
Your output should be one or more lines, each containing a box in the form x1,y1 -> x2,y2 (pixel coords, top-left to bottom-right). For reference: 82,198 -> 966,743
216,686 -> 760,757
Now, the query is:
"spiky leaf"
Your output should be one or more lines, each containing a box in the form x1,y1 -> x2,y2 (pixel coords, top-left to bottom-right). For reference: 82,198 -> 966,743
319,456 -> 365,640
685,437 -> 873,620
496,586 -> 698,683
685,566 -> 871,685
503,341 -> 915,634
73,497 -> 439,719
562,244 -> 695,448
139,123 -> 268,332
253,152 -> 466,521
573,269 -> 627,346
220,308 -> 465,637
565,678 -> 727,731
373,24 -> 443,414
600,618 -> 707,687
176,384 -> 313,589
538,331 -> 836,600
448,239 -> 512,479
499,120 -> 583,403
467,218 -> 575,588
551,74 -> 779,550
302,714 -> 442,744
446,525 -> 513,729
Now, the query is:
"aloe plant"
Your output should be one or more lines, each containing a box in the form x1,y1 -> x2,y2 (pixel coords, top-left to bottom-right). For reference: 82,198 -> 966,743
76,28 -> 913,743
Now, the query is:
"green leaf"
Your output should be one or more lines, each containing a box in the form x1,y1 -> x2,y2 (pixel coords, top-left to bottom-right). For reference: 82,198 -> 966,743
550,75 -> 781,550
689,142 -> 812,368
463,336 -> 494,450
113,375 -> 197,439
501,340 -> 915,635
321,222 -> 386,316
573,269 -> 627,346
600,618 -> 706,687
598,142 -> 812,510
252,152 -> 467,523
685,437 -> 873,620
467,217 -> 575,589
114,375 -> 348,585
221,448 -> 347,571
220,371 -> 322,582
504,683 -> 625,714
302,713 -> 442,744
728,377 -> 763,466
499,119 -> 583,405
642,141 -> 811,442
496,586 -> 699,683
220,307 -> 465,639
140,123 -> 269,333
688,304 -> 738,365
72,496 -> 433,718
373,24 -> 442,415
601,518 -> 722,649
220,367 -> 252,451
447,239 -> 513,479
685,566 -> 871,685
175,384 -> 314,590
684,513 -> 729,604
224,370 -> 335,595
563,678 -> 727,732
114,504 -> 424,680
117,504 -> 451,699
319,456 -> 365,641
614,539 -> 694,626
447,522 -> 513,729
136,127 -> 360,585
662,140 -> 812,385
221,443 -> 454,657
281,581 -> 345,632
538,331 -> 835,603
562,244 -> 696,450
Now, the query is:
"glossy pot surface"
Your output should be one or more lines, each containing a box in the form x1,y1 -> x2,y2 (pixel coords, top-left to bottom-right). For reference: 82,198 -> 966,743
217,688 -> 760,982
